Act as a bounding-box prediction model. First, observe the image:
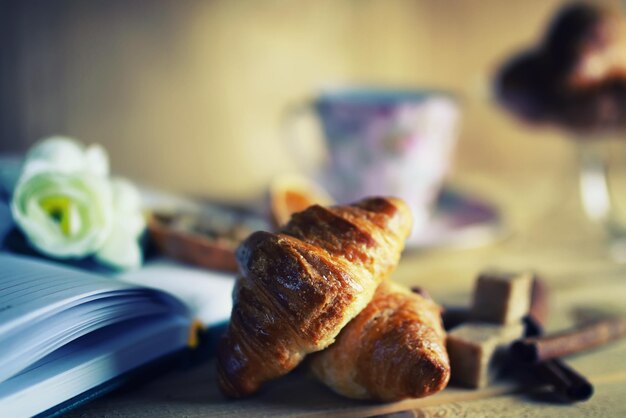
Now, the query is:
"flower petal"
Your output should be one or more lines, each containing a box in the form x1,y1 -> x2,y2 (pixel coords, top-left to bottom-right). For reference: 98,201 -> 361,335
111,177 -> 142,214
85,144 -> 110,177
95,225 -> 143,270
24,136 -> 87,176
94,177 -> 146,269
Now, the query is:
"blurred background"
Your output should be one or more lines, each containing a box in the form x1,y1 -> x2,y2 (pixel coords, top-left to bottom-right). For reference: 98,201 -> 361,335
0,0 -> 623,230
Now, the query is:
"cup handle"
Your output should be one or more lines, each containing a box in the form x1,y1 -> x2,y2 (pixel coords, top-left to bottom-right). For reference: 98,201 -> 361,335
281,100 -> 323,174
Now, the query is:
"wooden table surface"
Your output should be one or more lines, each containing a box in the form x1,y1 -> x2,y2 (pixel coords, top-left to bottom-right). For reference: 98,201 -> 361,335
67,166 -> 626,417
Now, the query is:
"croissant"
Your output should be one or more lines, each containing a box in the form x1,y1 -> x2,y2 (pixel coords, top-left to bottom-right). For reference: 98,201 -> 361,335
309,281 -> 450,401
217,197 -> 412,397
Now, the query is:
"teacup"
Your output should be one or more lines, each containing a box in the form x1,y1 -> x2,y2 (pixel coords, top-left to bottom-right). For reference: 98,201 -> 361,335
285,87 -> 460,243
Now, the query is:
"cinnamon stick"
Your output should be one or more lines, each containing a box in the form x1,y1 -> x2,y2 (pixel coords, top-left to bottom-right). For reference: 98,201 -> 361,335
535,358 -> 594,401
520,279 -> 594,402
523,276 -> 549,336
512,317 -> 626,364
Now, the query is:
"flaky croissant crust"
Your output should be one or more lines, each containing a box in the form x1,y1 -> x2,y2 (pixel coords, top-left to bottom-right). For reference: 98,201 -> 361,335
217,197 -> 412,397
310,281 -> 450,401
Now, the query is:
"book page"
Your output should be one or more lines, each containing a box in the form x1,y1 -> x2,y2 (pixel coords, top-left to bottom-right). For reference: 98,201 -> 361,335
0,253 -> 192,383
119,259 -> 235,326
0,314 -> 190,418
0,253 -> 140,335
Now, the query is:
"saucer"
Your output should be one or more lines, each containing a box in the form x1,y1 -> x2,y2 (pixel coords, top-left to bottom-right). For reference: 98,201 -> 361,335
406,186 -> 505,250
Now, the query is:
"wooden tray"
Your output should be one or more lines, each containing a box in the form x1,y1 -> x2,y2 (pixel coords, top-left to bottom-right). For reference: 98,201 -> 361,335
148,214 -> 239,273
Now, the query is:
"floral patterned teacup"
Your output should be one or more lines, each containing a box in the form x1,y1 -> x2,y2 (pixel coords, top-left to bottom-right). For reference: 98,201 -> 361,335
286,88 -> 460,243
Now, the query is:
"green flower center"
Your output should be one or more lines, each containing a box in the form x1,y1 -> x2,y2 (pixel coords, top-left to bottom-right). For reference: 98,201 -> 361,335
39,195 -> 73,236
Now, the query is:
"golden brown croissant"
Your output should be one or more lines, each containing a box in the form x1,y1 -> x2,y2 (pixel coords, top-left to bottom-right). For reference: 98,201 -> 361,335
309,281 -> 450,401
217,197 -> 412,397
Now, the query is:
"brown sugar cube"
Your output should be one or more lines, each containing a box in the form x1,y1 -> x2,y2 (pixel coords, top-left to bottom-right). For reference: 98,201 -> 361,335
447,322 -> 525,388
471,271 -> 533,324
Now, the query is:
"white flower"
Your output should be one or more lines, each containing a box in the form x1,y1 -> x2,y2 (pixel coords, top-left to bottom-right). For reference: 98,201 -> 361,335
11,136 -> 145,270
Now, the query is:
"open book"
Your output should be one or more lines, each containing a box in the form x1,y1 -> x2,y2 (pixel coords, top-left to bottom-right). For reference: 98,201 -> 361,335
0,253 -> 233,417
